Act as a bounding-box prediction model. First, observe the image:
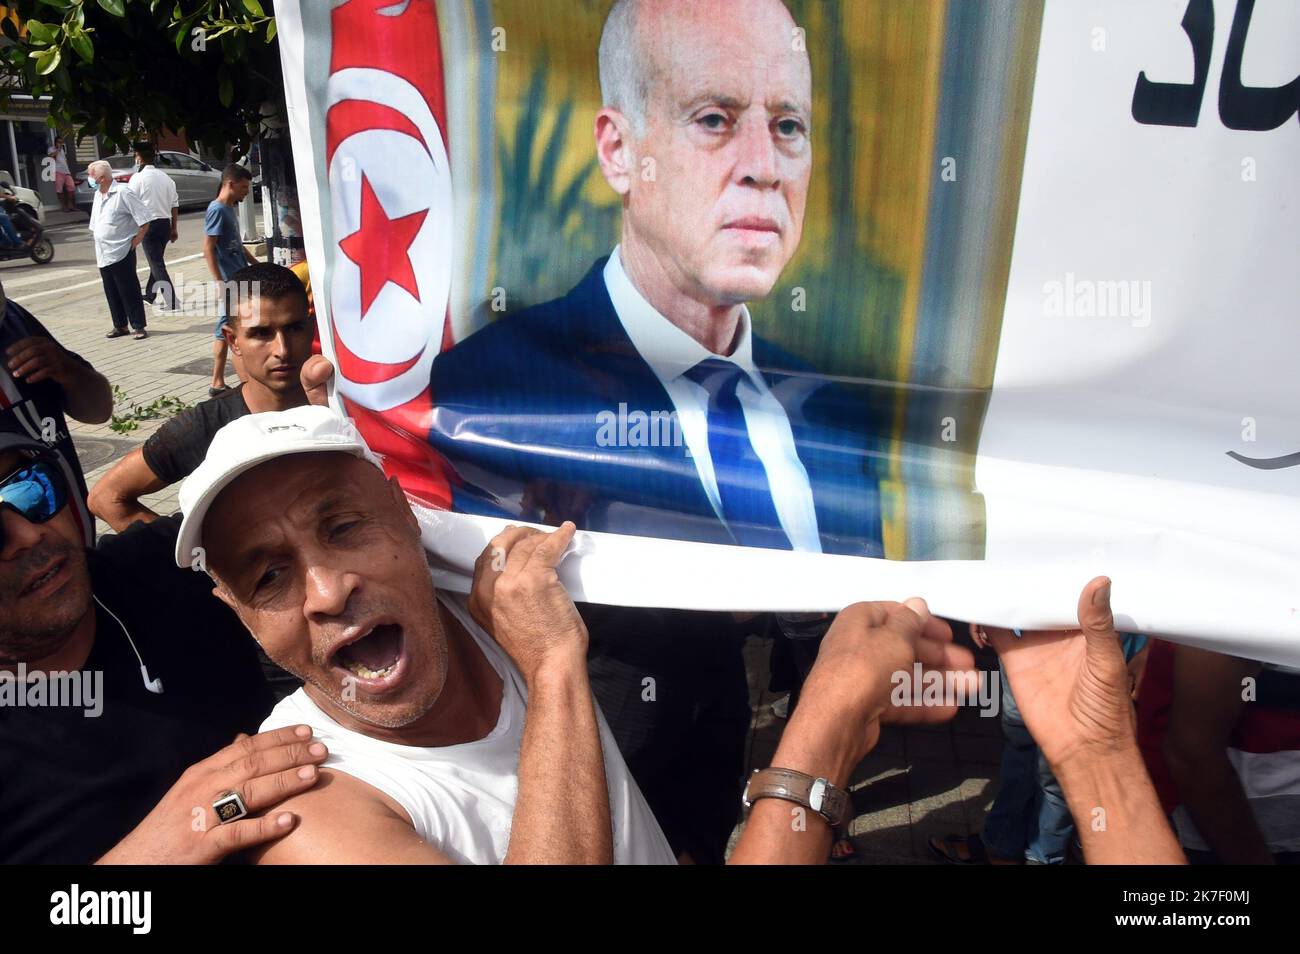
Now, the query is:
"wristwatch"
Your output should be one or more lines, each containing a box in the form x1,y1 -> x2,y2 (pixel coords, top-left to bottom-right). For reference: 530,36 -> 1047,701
742,767 -> 848,828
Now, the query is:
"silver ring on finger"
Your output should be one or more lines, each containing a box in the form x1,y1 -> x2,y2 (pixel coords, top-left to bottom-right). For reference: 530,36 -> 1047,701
212,789 -> 249,825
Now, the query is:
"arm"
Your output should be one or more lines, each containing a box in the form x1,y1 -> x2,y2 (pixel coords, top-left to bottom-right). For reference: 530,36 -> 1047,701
125,188 -> 150,249
203,234 -> 222,281
4,336 -> 113,424
1163,646 -> 1272,864
507,651 -> 610,864
87,447 -> 167,531
170,207 -> 179,243
252,769 -> 454,864
989,578 -> 1185,865
730,599 -> 975,864
203,205 -> 225,279
469,523 -> 614,864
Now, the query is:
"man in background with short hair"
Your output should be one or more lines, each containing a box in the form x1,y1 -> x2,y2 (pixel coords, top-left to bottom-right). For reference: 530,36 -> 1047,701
129,142 -> 180,311
89,263 -> 312,532
204,163 -> 258,396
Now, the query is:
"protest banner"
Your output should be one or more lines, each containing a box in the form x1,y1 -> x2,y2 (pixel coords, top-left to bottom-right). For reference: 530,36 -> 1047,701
275,0 -> 1299,665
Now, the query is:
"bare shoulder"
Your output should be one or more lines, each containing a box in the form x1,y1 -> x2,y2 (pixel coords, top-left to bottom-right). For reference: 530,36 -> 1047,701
250,768 -> 452,865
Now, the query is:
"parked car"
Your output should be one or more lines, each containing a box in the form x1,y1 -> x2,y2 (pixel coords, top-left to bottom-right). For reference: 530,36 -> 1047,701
0,171 -> 46,225
73,150 -> 223,215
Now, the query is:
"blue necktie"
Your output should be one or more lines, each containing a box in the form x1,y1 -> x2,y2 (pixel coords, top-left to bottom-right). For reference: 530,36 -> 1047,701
683,358 -> 792,550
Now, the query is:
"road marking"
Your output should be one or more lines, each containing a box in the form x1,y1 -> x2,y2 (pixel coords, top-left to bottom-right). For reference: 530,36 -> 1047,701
11,252 -> 206,304
1,266 -> 87,289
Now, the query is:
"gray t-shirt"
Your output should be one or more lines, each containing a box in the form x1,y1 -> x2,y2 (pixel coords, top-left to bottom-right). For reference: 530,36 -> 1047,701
204,199 -> 245,280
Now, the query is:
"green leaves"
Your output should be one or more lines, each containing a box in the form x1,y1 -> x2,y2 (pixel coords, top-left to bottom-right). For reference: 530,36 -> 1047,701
68,29 -> 93,64
33,47 -> 61,75
24,20 -> 57,44
7,0 -> 281,157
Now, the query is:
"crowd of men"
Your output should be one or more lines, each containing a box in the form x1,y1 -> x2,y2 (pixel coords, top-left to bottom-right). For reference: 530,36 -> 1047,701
1,0 -> 1296,865
3,258 -> 1293,867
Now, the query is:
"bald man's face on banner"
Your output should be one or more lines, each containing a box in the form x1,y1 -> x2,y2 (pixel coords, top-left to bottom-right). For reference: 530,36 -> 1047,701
602,0 -> 813,308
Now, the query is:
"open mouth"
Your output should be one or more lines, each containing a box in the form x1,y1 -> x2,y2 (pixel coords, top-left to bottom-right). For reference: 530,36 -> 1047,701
21,558 -> 66,598
330,623 -> 406,686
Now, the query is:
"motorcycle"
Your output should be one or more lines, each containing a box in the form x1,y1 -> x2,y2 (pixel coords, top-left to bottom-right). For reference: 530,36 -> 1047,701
0,196 -> 53,265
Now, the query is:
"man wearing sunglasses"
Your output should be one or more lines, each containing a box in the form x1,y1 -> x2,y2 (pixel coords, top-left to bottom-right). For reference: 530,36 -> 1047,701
0,277 -> 112,542
0,436 -> 325,864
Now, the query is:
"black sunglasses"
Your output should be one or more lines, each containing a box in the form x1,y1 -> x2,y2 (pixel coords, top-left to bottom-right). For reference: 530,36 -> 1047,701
0,453 -> 69,548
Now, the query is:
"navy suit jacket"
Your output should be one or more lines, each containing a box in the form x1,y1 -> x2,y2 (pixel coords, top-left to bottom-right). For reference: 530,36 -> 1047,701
429,259 -> 888,557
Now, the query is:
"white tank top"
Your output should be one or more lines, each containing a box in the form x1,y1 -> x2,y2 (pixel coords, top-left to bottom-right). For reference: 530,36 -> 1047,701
261,591 -> 676,865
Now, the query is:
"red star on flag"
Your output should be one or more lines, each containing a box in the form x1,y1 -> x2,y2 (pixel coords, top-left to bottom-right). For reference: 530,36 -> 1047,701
338,174 -> 428,317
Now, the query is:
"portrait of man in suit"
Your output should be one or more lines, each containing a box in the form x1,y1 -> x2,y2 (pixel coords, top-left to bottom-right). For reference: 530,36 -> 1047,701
430,0 -> 887,557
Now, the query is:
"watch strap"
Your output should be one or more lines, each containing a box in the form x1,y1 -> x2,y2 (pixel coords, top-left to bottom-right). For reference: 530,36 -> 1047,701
743,767 -> 848,828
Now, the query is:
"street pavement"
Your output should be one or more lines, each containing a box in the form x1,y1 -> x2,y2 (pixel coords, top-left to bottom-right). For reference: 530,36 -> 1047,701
18,206 -> 1005,865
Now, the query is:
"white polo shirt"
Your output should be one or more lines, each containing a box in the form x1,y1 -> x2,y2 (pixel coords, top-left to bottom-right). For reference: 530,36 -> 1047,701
128,164 -> 179,223
88,182 -> 151,268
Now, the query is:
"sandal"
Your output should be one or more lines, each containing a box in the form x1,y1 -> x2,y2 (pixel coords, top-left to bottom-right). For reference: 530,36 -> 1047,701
928,833 -> 990,865
208,385 -> 229,398
829,828 -> 858,863
132,330 -> 148,340
105,329 -> 129,339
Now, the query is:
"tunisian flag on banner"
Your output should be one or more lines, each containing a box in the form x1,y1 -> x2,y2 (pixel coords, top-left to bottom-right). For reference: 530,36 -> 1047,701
280,0 -> 456,508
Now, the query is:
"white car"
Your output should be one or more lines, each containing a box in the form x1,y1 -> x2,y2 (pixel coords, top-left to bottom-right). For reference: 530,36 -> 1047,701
0,171 -> 46,224
72,151 -> 223,215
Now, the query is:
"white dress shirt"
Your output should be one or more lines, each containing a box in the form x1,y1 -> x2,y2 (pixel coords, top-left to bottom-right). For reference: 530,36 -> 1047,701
127,164 -> 178,222
88,182 -> 151,268
603,247 -> 823,552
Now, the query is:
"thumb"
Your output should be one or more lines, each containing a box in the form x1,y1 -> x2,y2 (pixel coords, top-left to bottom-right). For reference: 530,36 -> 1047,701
300,354 -> 334,407
1076,576 -> 1115,643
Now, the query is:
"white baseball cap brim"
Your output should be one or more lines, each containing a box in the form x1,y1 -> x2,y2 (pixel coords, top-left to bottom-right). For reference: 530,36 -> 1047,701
175,404 -> 383,568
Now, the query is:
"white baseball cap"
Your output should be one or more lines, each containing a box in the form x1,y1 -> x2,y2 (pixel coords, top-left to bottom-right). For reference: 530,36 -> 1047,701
175,404 -> 383,567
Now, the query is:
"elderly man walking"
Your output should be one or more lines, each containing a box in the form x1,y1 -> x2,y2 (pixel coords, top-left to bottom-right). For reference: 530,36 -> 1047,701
87,159 -> 151,340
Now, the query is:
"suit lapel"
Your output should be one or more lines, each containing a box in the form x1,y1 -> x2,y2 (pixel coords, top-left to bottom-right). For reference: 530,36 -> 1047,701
564,260 -> 721,523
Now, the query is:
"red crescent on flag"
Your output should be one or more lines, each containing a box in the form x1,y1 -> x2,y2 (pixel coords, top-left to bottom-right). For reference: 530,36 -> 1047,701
326,101 -> 430,168
330,317 -> 427,384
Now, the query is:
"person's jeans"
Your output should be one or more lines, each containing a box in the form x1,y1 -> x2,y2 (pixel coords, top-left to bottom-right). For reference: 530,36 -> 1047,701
141,218 -> 176,308
0,210 -> 21,247
982,660 -> 1075,863
100,249 -> 147,331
